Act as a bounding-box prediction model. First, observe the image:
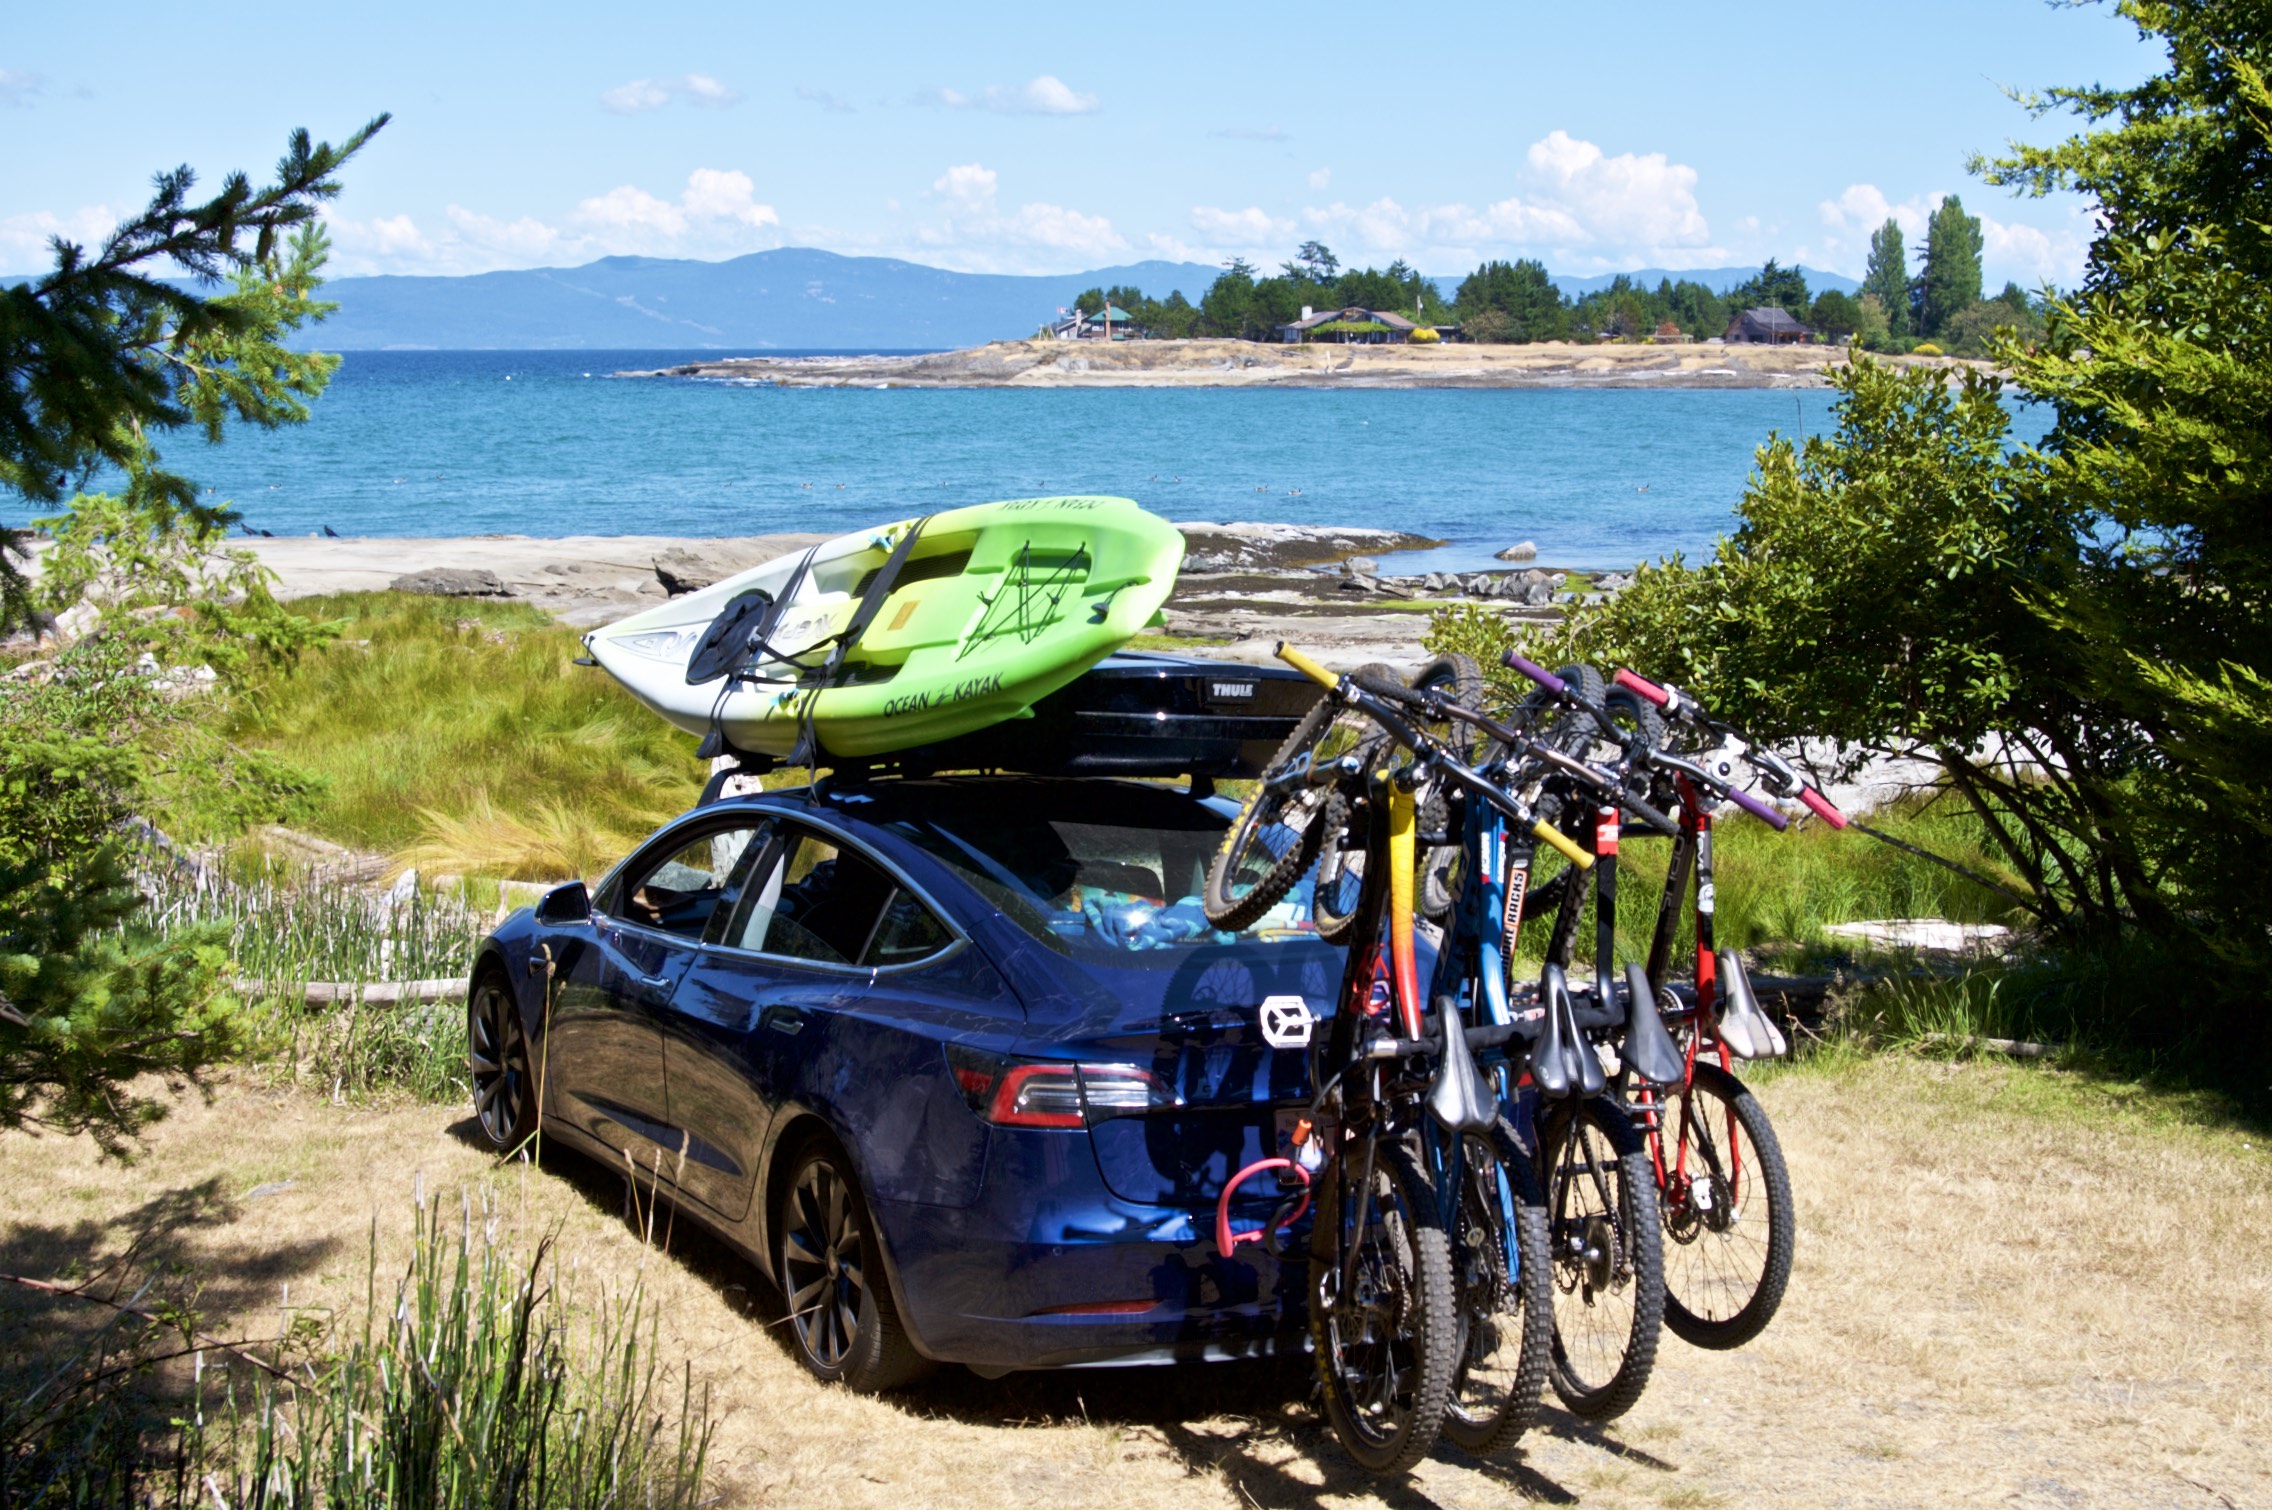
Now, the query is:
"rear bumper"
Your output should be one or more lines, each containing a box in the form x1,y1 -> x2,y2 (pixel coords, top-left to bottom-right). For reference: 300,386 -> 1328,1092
873,1191 -> 1308,1372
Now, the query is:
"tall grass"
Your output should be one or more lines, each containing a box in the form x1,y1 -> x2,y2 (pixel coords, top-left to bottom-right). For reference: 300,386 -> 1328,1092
197,593 -> 706,878
131,848 -> 488,1104
1519,793 -> 2025,974
3,1187 -> 715,1510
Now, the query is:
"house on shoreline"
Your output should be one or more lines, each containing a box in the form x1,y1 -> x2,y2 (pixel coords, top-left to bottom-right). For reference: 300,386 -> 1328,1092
1725,306 -> 1811,344
1043,304 -> 1139,340
1275,305 -> 1424,344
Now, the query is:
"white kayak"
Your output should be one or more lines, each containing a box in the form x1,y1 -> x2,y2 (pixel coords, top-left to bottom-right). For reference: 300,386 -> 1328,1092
582,497 -> 1184,761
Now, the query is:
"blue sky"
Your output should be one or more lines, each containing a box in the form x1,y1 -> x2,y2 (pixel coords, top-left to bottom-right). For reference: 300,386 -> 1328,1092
1,0 -> 2159,287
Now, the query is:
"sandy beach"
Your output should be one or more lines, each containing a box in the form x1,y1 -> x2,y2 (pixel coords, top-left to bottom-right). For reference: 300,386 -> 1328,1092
621,337 -> 1988,391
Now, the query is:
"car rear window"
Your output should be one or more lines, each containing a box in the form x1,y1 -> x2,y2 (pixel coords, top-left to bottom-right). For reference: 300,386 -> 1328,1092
879,782 -> 1324,961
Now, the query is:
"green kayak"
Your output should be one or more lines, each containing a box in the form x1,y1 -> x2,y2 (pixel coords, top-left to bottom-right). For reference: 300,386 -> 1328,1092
584,497 -> 1185,760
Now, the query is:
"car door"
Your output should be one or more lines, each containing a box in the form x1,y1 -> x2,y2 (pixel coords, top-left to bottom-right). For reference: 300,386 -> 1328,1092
662,818 -> 1003,1223
543,819 -> 761,1165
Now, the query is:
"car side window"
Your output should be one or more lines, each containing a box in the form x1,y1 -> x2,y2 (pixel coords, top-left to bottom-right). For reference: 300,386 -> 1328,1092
724,824 -> 952,968
614,825 -> 761,942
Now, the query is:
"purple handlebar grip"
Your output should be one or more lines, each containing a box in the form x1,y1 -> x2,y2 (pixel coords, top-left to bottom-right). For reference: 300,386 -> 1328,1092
1800,786 -> 1849,829
1614,667 -> 1670,706
1502,651 -> 1566,695
1725,784 -> 1790,831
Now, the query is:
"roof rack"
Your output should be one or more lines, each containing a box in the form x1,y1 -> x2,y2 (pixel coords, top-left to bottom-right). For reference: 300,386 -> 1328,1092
709,651 -> 1324,788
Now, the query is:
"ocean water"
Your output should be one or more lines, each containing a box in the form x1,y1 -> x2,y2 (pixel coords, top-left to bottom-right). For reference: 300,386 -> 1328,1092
39,349 -> 2045,572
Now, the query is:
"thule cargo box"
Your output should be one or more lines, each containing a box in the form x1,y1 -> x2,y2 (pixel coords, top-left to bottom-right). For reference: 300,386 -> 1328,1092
830,651 -> 1324,779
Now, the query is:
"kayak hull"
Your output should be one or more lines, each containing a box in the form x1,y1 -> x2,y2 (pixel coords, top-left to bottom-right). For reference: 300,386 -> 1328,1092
583,497 -> 1184,760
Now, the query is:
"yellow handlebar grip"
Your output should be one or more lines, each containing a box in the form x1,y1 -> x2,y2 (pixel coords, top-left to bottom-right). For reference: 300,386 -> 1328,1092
1531,818 -> 1596,870
1274,642 -> 1338,688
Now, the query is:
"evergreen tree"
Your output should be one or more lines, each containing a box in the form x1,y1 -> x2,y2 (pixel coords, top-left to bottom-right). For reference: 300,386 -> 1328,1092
1918,194 -> 1984,338
0,118 -> 383,1155
1728,258 -> 1811,318
1863,218 -> 1911,337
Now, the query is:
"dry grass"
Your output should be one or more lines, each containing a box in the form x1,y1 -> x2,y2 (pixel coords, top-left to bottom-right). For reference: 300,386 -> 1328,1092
2,1053 -> 2266,1509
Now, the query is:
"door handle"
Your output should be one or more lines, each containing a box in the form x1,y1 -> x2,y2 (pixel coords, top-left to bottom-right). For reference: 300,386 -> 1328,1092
761,1005 -> 808,1037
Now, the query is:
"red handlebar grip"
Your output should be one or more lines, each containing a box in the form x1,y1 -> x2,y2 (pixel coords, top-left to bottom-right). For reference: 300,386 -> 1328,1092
1502,651 -> 1566,695
1800,786 -> 1849,829
1613,668 -> 1670,706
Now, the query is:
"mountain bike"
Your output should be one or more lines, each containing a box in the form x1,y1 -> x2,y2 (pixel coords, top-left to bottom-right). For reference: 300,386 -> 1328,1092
1600,665 -> 1842,1348
1210,646 -> 1594,1469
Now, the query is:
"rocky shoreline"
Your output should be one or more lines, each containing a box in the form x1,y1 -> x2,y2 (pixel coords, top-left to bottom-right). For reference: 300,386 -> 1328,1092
12,520 -> 1618,671
209,521 -> 1610,669
619,336 -> 1988,392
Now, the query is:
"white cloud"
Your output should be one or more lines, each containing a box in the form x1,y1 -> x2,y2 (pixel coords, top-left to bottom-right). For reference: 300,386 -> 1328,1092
1980,212 -> 2091,289
1184,131 -> 1723,273
1819,183 -> 1940,242
443,207 -> 562,262
577,184 -> 689,236
575,168 -> 779,250
0,204 -> 121,266
910,160 -> 1124,271
1190,205 -> 1294,246
1519,130 -> 1710,253
0,68 -> 43,107
600,73 -> 743,114
926,75 -> 1100,115
313,168 -> 781,275
796,84 -> 853,113
932,163 -> 999,211
1819,182 -> 2090,287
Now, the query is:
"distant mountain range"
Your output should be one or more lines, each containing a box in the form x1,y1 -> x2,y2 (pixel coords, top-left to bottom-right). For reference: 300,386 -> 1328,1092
5,248 -> 1862,350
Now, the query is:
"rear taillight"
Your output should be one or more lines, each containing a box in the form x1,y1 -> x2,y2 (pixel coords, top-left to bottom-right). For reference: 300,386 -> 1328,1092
944,1045 -> 1180,1128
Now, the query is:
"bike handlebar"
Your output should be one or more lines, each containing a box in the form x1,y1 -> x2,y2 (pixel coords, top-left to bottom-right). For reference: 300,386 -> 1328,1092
1274,643 -> 1595,870
1277,642 -> 1337,688
1613,667 -> 1669,706
1799,786 -> 1849,829
1504,651 -> 1566,696
1612,665 -> 1849,829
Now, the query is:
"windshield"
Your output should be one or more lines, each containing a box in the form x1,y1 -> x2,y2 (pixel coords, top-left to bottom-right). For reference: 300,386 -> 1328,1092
877,781 -> 1325,963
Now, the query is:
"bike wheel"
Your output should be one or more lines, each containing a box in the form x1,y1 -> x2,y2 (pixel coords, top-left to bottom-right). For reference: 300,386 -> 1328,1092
1539,1094 -> 1664,1420
1647,1060 -> 1795,1349
1203,668 -> 1387,930
1442,1118 -> 1554,1457
1310,1135 -> 1457,1476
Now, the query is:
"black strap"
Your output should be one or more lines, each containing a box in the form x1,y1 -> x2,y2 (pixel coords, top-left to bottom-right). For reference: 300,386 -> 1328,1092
821,514 -> 932,682
786,515 -> 934,768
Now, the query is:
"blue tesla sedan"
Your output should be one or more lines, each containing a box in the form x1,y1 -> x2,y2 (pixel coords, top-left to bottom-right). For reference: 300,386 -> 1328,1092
465,768 -> 1348,1390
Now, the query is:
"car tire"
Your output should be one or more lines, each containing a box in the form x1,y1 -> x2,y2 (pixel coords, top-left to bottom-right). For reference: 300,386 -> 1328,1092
468,969 -> 538,1152
777,1140 -> 931,1392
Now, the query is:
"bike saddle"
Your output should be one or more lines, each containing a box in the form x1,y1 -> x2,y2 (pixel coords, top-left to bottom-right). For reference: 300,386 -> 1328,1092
1714,948 -> 1790,1059
1621,961 -> 1686,1087
1427,996 -> 1497,1135
1529,964 -> 1576,1097
1533,964 -> 1606,1097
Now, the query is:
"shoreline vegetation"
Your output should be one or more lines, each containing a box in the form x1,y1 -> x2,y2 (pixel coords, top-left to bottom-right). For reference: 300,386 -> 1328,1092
620,336 -> 1991,390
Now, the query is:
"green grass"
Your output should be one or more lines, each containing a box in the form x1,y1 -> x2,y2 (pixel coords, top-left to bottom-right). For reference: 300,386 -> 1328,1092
1127,630 -> 1232,650
1521,792 -> 2023,974
203,593 -> 706,878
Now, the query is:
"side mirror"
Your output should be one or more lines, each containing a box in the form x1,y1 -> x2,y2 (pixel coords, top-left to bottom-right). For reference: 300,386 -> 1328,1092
535,880 -> 592,925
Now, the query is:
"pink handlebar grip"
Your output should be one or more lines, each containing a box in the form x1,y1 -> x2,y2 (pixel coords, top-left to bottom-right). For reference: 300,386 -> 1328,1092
1614,667 -> 1670,706
1800,786 -> 1849,829
1725,784 -> 1790,831
1502,651 -> 1566,695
